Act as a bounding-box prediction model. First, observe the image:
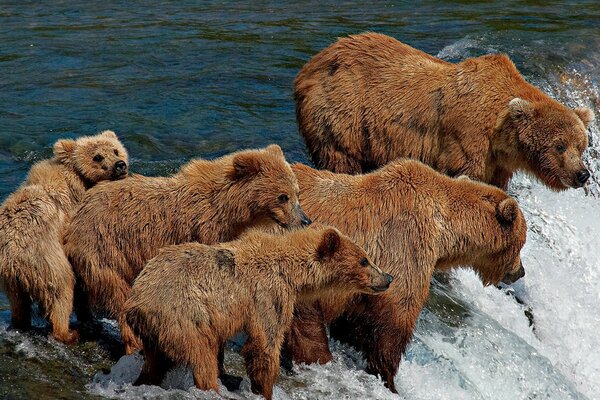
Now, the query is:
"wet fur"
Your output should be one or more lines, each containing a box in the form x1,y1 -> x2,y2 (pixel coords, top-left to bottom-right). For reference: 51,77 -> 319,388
285,161 -> 527,392
295,32 -> 593,190
63,145 -> 305,354
0,131 -> 128,344
124,227 -> 388,400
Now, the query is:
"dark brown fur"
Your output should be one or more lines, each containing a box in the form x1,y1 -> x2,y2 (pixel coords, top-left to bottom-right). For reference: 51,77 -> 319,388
295,32 -> 594,190
285,161 -> 527,392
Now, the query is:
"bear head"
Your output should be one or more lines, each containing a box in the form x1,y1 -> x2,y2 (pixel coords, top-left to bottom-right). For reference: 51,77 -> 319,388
315,227 -> 393,294
53,130 -> 129,184
228,144 -> 312,228
467,192 -> 527,286
508,98 -> 594,190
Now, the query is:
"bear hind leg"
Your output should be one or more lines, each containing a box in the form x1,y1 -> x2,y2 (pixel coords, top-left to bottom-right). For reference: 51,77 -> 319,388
134,346 -> 173,387
5,280 -> 32,331
189,336 -> 220,394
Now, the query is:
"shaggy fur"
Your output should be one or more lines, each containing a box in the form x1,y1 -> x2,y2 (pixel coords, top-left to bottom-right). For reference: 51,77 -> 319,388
124,226 -> 392,400
285,161 -> 527,393
0,131 -> 128,344
63,144 -> 310,354
295,32 -> 594,190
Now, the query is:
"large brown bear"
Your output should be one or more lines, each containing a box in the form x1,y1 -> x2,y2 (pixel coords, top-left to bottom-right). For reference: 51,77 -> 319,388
63,144 -> 310,354
295,32 -> 594,190
284,161 -> 527,393
124,226 -> 392,400
0,131 -> 128,344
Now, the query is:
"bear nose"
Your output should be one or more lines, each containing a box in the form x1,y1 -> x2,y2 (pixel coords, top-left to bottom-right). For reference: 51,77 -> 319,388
301,215 -> 312,227
115,160 -> 127,173
575,169 -> 590,186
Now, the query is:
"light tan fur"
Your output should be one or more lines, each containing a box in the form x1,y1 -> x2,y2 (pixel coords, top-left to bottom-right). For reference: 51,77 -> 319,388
295,32 -> 594,190
285,161 -> 527,393
124,226 -> 391,400
0,131 -> 128,344
63,145 -> 310,354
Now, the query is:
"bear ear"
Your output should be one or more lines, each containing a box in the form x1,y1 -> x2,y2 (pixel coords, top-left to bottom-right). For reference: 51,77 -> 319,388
265,144 -> 284,157
230,152 -> 262,180
574,107 -> 595,128
53,139 -> 77,162
496,198 -> 519,225
456,175 -> 471,181
508,98 -> 534,119
101,130 -> 118,139
317,228 -> 341,259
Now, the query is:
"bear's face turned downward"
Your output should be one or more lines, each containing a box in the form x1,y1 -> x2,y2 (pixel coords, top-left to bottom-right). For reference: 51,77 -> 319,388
230,144 -> 311,228
471,196 -> 527,286
53,130 -> 129,183
509,98 -> 594,190
317,228 -> 393,294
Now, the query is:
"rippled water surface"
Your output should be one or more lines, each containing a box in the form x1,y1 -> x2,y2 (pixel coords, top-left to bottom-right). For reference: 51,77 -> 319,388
1,2 -> 599,399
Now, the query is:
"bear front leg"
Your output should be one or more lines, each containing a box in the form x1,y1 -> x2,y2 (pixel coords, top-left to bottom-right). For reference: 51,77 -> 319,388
46,251 -> 78,344
331,295 -> 419,393
284,303 -> 332,365
134,345 -> 173,386
5,280 -> 32,331
189,336 -> 220,394
242,331 -> 280,400
119,313 -> 143,355
48,284 -> 78,344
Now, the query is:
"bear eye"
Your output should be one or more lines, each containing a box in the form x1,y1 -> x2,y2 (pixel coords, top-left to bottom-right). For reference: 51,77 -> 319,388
555,144 -> 566,154
360,258 -> 369,267
93,154 -> 104,163
114,149 -> 119,156
278,194 -> 289,203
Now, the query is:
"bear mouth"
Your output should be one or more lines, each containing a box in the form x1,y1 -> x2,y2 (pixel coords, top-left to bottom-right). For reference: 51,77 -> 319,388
370,284 -> 390,293
112,170 -> 129,180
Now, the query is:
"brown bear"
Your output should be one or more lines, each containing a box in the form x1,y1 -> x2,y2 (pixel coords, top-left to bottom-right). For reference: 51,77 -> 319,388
295,32 -> 594,190
283,160 -> 527,393
63,144 -> 311,355
124,226 -> 392,400
0,130 -> 128,344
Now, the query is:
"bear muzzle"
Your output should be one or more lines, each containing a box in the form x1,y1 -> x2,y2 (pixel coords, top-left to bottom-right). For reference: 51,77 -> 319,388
573,168 -> 590,188
371,272 -> 394,293
112,160 -> 128,179
501,261 -> 525,285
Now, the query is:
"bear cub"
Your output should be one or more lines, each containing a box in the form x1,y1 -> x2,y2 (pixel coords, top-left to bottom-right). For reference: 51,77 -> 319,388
64,144 -> 311,354
124,226 -> 392,400
0,130 -> 128,344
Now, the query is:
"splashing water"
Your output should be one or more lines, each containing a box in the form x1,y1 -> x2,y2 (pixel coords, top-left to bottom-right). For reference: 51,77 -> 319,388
1,4 -> 599,399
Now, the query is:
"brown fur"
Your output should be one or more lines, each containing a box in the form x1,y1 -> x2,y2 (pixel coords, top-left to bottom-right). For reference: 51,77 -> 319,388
124,226 -> 391,400
0,131 -> 128,344
285,161 -> 527,392
295,32 -> 594,190
63,145 -> 310,354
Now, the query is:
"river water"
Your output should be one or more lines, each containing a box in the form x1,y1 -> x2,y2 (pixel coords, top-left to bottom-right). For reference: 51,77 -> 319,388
1,2 -> 599,399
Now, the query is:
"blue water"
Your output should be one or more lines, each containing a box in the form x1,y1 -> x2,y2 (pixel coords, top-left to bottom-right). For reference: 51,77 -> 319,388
1,2 -> 599,399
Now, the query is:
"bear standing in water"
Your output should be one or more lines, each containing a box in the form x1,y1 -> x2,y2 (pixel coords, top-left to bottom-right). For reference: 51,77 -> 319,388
295,32 -> 594,190
63,144 -> 310,354
124,226 -> 392,400
0,131 -> 128,344
284,161 -> 527,393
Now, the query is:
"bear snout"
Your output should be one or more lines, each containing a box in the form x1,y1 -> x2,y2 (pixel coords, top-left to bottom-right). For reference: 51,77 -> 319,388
113,160 -> 128,178
574,168 -> 590,187
295,204 -> 312,227
371,272 -> 393,293
501,261 -> 525,285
